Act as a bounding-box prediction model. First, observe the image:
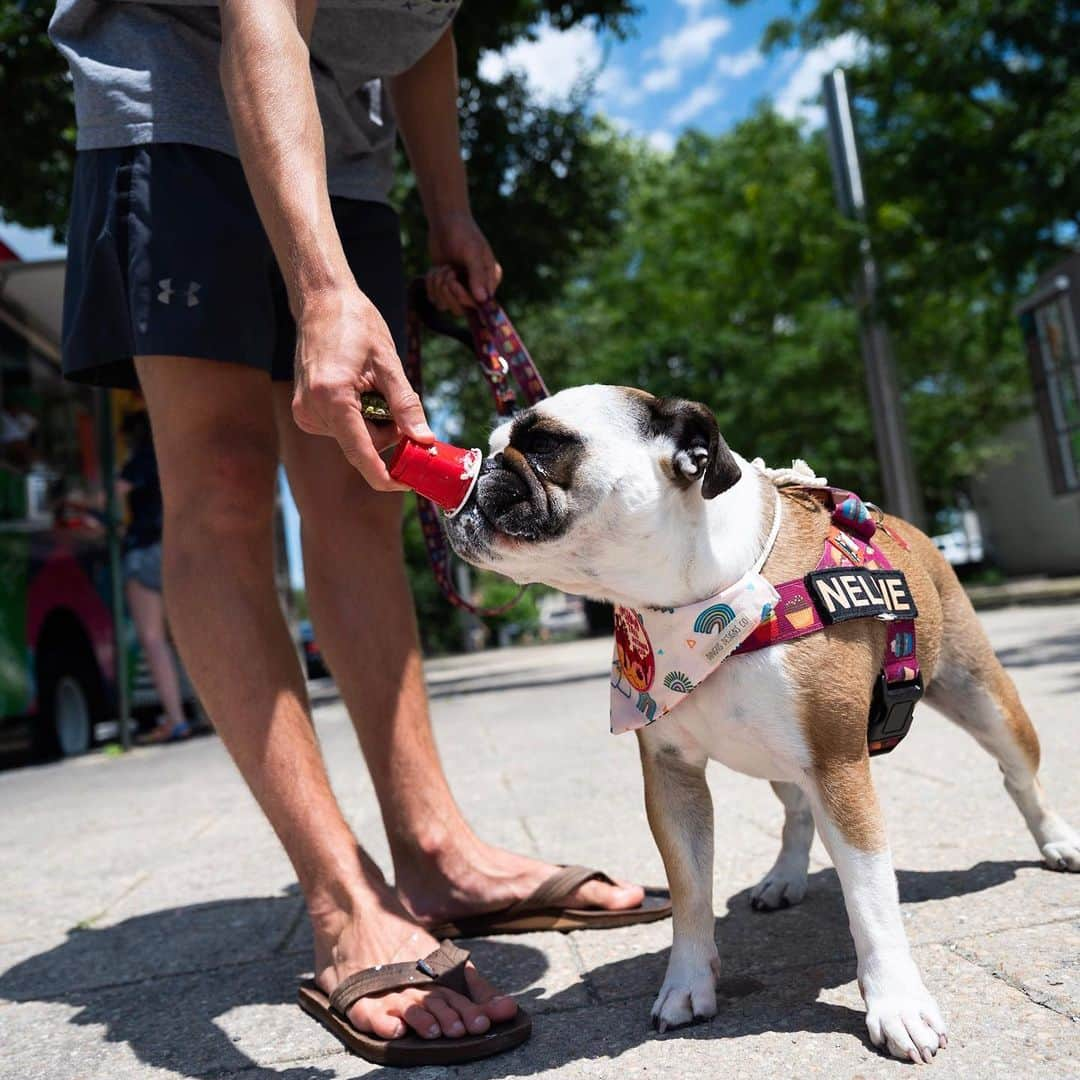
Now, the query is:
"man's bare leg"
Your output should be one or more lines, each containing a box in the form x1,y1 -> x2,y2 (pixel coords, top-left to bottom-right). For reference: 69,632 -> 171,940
273,387 -> 645,921
137,356 -> 516,1041
125,577 -> 187,734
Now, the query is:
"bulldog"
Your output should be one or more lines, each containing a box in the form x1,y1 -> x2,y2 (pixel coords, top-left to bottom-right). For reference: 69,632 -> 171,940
444,384 -> 1080,1064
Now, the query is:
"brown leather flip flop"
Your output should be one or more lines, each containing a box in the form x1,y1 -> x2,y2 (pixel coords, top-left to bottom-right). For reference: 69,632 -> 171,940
429,865 -> 672,938
298,939 -> 531,1067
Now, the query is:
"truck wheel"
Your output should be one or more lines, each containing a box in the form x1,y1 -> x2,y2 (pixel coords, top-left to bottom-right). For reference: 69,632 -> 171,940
35,643 -> 105,758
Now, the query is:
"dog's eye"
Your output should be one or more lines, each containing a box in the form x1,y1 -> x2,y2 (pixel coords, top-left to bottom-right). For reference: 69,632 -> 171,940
517,429 -> 566,457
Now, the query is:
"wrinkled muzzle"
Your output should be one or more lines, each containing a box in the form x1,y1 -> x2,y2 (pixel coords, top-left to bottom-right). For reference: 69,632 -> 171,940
473,451 -> 554,541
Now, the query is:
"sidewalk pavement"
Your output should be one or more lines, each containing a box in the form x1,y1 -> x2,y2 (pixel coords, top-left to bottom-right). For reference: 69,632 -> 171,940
1,603 -> 1078,1080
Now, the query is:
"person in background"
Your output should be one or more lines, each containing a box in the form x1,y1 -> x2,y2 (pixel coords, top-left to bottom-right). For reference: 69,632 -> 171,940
119,410 -> 189,743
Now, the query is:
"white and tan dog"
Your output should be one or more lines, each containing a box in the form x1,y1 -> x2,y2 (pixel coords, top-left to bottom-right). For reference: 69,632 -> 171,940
444,385 -> 1080,1064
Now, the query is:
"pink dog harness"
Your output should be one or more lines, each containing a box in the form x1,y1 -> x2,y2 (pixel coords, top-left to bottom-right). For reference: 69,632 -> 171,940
610,487 -> 923,755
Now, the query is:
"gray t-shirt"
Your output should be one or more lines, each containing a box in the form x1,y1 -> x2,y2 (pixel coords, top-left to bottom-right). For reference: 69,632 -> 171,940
49,0 -> 461,202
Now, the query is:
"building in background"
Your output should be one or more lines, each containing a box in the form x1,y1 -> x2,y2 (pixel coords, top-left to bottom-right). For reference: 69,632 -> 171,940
972,255 -> 1080,576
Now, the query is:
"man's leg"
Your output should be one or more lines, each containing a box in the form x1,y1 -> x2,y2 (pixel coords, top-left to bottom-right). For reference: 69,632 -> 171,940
272,387 -> 645,921
124,576 -> 187,733
137,355 -> 516,1041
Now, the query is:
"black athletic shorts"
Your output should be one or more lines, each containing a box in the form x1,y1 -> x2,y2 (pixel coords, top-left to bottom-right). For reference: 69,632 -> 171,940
61,143 -> 407,389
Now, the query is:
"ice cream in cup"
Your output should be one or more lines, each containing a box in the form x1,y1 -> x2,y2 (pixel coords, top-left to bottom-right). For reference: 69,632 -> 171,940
389,437 -> 483,516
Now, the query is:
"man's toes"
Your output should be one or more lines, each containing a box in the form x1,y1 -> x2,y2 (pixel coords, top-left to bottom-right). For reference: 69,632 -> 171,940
348,998 -> 406,1041
399,1001 -> 442,1040
424,995 -> 467,1038
463,963 -> 518,1023
570,878 -> 646,912
436,987 -> 492,1034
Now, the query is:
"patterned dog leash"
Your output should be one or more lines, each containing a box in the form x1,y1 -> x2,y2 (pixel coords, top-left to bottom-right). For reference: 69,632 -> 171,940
394,280 -> 549,616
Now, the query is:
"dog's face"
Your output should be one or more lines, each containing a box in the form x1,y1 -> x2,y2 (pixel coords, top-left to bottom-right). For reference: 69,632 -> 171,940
444,385 -> 742,599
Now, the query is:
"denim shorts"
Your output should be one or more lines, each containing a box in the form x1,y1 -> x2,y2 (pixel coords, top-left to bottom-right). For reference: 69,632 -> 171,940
123,543 -> 163,592
61,143 -> 407,389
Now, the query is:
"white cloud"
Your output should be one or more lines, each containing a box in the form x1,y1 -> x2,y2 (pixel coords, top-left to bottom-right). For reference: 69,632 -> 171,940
667,83 -> 722,127
642,66 -> 682,93
675,0 -> 711,14
651,15 -> 732,67
596,64 -> 645,108
478,22 -> 602,104
715,47 -> 765,80
648,130 -> 676,154
774,33 -> 861,126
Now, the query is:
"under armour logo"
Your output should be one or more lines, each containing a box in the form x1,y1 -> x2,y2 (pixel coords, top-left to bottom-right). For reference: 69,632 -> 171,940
157,279 -> 202,306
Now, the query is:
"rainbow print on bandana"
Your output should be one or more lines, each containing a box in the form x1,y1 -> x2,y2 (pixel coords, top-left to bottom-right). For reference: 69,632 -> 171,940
693,603 -> 737,635
610,570 -> 780,735
663,671 -> 695,693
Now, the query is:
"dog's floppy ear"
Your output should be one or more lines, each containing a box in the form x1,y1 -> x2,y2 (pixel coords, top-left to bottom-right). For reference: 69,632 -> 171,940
648,397 -> 742,499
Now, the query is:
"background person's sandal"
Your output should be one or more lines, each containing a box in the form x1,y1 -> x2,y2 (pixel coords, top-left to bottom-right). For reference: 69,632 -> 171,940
298,940 -> 532,1066
429,865 -> 672,938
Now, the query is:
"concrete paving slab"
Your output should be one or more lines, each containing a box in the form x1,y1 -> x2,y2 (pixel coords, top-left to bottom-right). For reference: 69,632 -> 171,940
950,919 -> 1080,1021
1,602 -> 1078,1080
227,943 -> 1077,1080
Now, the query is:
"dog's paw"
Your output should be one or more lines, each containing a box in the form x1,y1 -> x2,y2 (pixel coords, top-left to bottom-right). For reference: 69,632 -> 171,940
650,953 -> 721,1034
1041,836 -> 1080,872
864,984 -> 948,1064
750,863 -> 808,911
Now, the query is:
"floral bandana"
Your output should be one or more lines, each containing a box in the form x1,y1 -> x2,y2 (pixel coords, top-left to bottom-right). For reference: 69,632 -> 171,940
609,493 -> 783,735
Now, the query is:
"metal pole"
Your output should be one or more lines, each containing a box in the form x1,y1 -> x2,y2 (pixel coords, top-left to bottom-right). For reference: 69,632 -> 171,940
823,69 -> 926,529
100,390 -> 132,749
454,560 -> 483,652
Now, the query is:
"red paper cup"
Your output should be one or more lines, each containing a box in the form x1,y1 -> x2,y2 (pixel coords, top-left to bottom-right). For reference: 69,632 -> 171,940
389,438 -> 483,515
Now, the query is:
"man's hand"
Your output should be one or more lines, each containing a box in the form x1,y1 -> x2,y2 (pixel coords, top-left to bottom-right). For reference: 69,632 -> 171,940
292,287 -> 434,490
426,211 -> 503,315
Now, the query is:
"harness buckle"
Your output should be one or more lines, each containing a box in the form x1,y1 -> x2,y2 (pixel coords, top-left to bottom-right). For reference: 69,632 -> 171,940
868,671 -> 923,756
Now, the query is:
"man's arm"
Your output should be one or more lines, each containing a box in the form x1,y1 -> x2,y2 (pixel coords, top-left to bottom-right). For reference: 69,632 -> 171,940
389,28 -> 501,315
218,0 -> 432,487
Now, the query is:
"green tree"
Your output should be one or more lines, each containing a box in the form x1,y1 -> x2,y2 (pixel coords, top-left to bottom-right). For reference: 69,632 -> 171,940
524,109 -> 1034,509
735,0 -> 1079,507
0,1 -> 75,231
744,0 -> 1080,292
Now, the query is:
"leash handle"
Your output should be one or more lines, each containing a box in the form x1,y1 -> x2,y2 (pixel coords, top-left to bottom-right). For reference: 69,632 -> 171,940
403,280 -> 548,618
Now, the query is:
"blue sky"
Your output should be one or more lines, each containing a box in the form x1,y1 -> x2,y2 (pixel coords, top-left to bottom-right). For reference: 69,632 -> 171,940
479,0 -> 860,150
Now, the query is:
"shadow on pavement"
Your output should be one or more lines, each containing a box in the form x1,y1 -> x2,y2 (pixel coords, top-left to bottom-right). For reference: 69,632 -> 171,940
0,859 -> 1039,1078
996,630 -> 1080,692
307,669 -> 605,710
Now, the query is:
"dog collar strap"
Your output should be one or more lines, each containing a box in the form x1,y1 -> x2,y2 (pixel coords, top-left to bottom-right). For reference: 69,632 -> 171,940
610,570 -> 780,735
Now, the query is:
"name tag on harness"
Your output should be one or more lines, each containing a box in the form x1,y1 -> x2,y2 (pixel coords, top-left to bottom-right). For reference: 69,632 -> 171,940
806,568 -> 918,624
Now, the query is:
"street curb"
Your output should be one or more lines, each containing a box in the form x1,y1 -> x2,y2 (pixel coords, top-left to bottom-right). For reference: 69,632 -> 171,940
966,577 -> 1080,611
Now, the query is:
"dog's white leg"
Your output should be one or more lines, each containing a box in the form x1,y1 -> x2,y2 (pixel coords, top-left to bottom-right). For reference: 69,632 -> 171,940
751,780 -> 814,911
637,727 -> 719,1033
927,660 -> 1080,872
806,760 -> 948,1064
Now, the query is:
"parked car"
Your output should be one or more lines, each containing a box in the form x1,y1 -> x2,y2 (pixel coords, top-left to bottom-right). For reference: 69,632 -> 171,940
537,592 -> 587,636
298,619 -> 330,679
